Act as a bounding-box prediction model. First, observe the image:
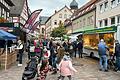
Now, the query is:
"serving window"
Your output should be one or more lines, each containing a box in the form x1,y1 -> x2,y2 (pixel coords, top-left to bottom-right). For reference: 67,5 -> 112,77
83,33 -> 114,54
83,34 -> 99,50
99,33 -> 114,54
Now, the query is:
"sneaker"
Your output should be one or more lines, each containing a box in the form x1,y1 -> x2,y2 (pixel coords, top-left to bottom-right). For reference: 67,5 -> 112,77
114,68 -> 118,72
104,70 -> 108,72
18,64 -> 22,66
99,69 -> 102,71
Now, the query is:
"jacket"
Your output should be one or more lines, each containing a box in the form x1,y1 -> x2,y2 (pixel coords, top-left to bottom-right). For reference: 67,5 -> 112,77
98,42 -> 108,56
115,43 -> 120,57
59,59 -> 77,76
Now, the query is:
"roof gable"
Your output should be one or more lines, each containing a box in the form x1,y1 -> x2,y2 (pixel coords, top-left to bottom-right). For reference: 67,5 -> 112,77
10,0 -> 28,16
51,6 -> 73,18
73,0 -> 97,20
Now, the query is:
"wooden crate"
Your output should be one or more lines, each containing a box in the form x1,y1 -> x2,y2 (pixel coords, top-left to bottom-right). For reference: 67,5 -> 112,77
0,51 -> 17,70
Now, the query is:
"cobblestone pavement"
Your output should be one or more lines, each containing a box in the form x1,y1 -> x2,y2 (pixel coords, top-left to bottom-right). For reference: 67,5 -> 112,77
0,54 -> 120,80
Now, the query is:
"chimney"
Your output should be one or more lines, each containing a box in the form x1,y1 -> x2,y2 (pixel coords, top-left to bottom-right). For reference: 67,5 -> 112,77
55,10 -> 57,13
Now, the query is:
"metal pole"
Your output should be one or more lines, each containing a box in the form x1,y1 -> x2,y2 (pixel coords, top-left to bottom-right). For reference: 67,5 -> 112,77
5,40 -> 7,70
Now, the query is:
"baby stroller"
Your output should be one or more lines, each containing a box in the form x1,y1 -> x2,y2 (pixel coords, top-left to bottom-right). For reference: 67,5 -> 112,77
22,57 -> 38,80
108,54 -> 116,70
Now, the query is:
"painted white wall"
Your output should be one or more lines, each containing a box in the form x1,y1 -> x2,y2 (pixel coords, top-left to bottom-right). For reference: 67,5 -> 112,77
46,6 -> 73,37
96,0 -> 120,27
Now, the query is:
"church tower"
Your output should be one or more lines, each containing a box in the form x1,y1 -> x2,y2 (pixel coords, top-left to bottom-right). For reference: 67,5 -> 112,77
70,0 -> 78,12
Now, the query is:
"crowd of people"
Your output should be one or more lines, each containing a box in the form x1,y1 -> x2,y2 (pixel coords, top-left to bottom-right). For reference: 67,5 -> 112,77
20,38 -> 79,80
14,37 -> 120,80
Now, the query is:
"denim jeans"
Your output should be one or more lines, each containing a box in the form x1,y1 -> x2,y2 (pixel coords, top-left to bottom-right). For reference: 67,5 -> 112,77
115,57 -> 120,70
52,57 -> 57,68
99,55 -> 108,70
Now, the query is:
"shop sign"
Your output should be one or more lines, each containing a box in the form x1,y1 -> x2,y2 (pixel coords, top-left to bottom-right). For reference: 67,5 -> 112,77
96,26 -> 117,33
84,26 -> 117,34
0,23 -> 14,27
84,29 -> 95,34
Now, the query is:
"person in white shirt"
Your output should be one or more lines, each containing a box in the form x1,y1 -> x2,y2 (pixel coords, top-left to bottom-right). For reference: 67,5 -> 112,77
16,40 -> 24,66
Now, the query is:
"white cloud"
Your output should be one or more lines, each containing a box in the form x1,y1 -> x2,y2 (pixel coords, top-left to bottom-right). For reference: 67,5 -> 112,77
28,0 -> 90,16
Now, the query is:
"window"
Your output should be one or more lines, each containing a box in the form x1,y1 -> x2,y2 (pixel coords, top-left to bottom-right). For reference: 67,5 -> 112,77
105,1 -> 108,10
64,14 -> 67,18
54,20 -> 57,25
59,20 -> 62,25
42,28 -> 44,34
90,16 -> 94,25
4,10 -> 6,19
99,21 -> 102,27
118,0 -> 120,3
2,8 -> 4,17
69,15 -> 71,18
0,7 -> 1,16
104,19 -> 108,26
117,15 -> 120,24
64,10 -> 67,12
111,0 -> 116,8
59,14 -> 62,18
79,20 -> 82,27
83,18 -> 86,26
100,4 -> 104,13
111,17 -> 115,25
87,17 -> 90,25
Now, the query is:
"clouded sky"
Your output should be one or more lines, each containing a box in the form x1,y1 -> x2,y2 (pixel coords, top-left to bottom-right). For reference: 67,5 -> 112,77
28,0 -> 90,16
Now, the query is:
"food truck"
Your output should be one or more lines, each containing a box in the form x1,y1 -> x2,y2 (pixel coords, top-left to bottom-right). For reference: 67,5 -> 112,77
83,25 -> 120,58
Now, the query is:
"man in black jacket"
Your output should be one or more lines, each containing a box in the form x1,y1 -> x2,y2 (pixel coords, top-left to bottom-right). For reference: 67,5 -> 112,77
114,40 -> 120,71
77,40 -> 83,58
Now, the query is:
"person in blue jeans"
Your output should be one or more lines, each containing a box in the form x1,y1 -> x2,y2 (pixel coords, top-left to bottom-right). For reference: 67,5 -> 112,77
98,39 -> 109,72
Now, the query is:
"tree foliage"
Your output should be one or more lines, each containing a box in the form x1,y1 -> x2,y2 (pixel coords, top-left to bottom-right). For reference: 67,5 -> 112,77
50,23 -> 67,37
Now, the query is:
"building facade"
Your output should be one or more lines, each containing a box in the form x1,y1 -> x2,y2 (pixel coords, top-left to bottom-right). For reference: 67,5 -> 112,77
96,0 -> 120,28
10,0 -> 29,41
0,0 -> 14,31
39,16 -> 49,38
72,0 -> 97,33
46,6 -> 73,37
0,0 -> 14,21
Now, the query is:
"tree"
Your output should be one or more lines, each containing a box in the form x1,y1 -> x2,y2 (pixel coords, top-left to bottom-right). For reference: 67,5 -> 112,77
50,23 -> 67,37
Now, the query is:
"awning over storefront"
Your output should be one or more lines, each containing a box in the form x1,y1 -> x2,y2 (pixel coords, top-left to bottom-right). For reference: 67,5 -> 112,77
84,26 -> 117,34
0,30 -> 16,40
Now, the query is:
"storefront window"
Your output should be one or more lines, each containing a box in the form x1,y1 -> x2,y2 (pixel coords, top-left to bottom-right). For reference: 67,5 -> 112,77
83,33 -> 114,53
83,34 -> 99,50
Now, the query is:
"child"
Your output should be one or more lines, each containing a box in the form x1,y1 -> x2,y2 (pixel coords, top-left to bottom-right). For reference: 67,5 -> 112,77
58,52 -> 77,80
37,48 -> 49,80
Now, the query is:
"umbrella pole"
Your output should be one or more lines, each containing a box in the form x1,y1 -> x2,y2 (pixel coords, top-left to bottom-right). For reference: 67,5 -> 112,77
5,40 -> 7,70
